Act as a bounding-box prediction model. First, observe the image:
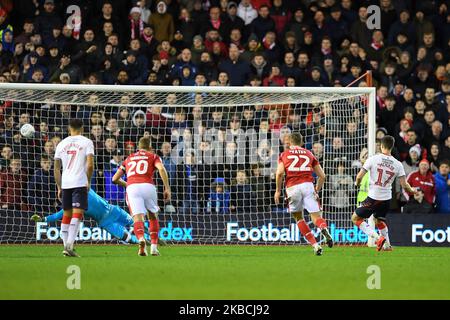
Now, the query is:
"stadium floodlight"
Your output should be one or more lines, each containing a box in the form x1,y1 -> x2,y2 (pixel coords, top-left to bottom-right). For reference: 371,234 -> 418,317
0,83 -> 376,245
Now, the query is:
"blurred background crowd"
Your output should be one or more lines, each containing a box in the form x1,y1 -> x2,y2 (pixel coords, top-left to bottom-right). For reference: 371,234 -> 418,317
0,0 -> 448,215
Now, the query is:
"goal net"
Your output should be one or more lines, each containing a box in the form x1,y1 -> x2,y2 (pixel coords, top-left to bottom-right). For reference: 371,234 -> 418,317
0,84 -> 375,245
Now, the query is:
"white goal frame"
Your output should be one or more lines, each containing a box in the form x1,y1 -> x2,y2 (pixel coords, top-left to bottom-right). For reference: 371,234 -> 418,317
0,83 -> 376,245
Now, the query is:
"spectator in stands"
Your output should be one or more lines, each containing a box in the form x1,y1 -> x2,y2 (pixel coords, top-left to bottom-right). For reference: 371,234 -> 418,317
302,66 -> 327,87
207,109 -> 227,129
50,53 -> 82,84
34,0 -> 62,43
263,64 -> 285,87
0,144 -> 12,171
122,110 -> 146,143
160,141 -> 176,186
398,129 -> 420,161
261,31 -> 280,64
250,52 -> 270,79
329,161 -> 354,213
27,156 -> 56,213
312,142 -> 324,163
225,4 -> 245,40
443,134 -> 450,160
406,159 -> 436,206
230,169 -> 254,213
103,149 -> 125,205
397,144 -> 422,205
98,136 -> 118,172
218,45 -> 251,86
327,6 -> 349,48
403,145 -> 422,178
424,120 -> 446,149
238,0 -> 258,26
171,48 -> 197,79
249,5 -> 275,41
149,1 -> 175,42
379,95 -> 401,136
207,178 -> 231,214
241,107 -> 255,130
175,150 -> 206,214
90,124 -> 104,151
42,140 -> 55,160
351,147 -> 368,170
428,142 -> 445,174
434,160 -> 450,214
403,187 -> 434,214
350,6 -> 371,49
0,158 -> 27,210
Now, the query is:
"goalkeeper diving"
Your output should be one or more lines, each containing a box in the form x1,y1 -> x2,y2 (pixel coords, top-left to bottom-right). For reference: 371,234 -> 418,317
31,189 -> 152,244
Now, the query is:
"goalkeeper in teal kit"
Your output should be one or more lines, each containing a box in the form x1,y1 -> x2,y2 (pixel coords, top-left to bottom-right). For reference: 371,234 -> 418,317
31,189 -> 149,244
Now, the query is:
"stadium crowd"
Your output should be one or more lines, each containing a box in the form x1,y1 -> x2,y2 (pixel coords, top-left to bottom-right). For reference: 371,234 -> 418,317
0,0 -> 449,215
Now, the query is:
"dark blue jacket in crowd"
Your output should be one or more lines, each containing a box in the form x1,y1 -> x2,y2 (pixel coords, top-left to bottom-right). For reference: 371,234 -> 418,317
27,168 -> 56,212
218,58 -> 252,86
209,191 -> 231,214
434,173 -> 450,214
171,61 -> 198,79
103,169 -> 125,203
231,184 -> 255,213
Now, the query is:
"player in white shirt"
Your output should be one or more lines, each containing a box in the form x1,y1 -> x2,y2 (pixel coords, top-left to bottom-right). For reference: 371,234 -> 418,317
352,136 -> 418,251
54,119 -> 95,257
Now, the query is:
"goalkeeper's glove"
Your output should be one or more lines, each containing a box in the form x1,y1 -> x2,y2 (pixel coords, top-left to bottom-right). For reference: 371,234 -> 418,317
31,214 -> 43,223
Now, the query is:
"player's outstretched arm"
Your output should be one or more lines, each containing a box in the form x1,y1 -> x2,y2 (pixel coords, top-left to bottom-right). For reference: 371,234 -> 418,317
313,164 -> 326,193
274,162 -> 285,205
399,176 -> 418,195
31,210 -> 63,223
112,168 -> 127,188
355,168 -> 367,187
45,210 -> 64,223
156,162 -> 171,202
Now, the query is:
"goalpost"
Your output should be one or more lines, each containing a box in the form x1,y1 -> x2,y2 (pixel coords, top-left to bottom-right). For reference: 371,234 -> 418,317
0,83 -> 376,245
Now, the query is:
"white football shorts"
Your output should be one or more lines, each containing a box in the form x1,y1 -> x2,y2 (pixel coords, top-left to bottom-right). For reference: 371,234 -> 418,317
286,182 -> 321,213
126,183 -> 160,215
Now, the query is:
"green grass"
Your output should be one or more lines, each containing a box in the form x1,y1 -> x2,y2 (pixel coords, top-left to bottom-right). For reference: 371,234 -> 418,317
0,245 -> 449,300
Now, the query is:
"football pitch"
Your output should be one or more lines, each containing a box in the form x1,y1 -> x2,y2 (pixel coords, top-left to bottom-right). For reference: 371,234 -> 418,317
0,245 -> 449,300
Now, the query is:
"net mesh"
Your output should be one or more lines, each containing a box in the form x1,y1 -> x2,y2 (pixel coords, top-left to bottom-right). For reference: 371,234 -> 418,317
0,85 -> 371,244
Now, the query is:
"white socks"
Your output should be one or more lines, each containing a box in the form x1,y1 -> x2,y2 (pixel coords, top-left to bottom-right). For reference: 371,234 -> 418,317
378,226 -> 390,246
358,221 -> 380,240
61,223 -> 69,248
66,218 -> 81,250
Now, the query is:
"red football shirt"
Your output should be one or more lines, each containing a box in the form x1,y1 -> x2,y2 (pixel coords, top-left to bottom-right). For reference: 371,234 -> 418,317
406,170 -> 436,204
279,146 -> 319,188
120,150 -> 161,186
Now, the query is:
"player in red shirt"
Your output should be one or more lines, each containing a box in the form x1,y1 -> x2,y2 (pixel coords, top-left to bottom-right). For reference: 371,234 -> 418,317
112,137 -> 171,256
275,133 -> 332,255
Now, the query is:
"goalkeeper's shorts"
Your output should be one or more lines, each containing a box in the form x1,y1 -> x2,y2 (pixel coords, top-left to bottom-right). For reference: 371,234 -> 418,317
286,182 -> 321,214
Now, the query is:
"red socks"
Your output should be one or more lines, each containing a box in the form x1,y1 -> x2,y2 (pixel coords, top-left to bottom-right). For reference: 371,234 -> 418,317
62,215 -> 71,225
134,221 -> 145,240
315,217 -> 328,230
150,219 -> 160,245
377,221 -> 387,230
297,220 -> 317,245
